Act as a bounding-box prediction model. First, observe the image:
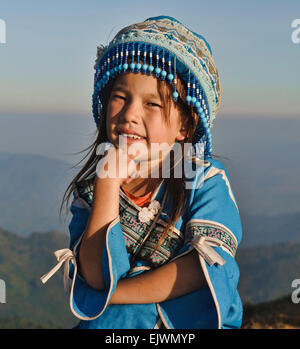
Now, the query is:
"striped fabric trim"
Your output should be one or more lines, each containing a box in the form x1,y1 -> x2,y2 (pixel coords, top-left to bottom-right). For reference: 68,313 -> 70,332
185,219 -> 237,257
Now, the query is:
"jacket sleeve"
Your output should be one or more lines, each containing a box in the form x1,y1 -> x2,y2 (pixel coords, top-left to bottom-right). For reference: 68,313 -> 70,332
67,190 -> 131,320
157,157 -> 243,329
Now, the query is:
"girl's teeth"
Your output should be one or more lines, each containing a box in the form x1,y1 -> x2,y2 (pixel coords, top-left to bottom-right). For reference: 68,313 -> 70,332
120,133 -> 143,139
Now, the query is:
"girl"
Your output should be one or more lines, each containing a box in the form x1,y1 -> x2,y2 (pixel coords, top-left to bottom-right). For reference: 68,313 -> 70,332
41,16 -> 243,329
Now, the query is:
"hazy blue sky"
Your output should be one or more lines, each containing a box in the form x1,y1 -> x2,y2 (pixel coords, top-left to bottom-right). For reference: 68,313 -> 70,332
0,0 -> 300,117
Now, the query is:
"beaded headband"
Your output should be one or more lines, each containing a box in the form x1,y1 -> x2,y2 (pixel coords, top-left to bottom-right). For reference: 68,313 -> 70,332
92,16 -> 221,157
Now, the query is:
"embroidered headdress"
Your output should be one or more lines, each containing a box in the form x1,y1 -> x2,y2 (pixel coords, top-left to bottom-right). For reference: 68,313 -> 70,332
92,15 -> 221,157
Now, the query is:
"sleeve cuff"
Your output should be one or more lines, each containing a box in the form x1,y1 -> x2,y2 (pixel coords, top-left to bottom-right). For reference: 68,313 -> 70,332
69,217 -> 131,320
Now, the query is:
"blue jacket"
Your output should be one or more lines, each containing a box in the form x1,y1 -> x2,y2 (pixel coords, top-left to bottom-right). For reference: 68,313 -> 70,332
41,156 -> 243,329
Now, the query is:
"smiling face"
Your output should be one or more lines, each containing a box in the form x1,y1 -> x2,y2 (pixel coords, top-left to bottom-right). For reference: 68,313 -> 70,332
106,72 -> 187,151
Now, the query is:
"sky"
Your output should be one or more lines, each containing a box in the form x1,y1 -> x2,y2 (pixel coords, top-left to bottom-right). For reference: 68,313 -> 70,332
0,0 -> 300,118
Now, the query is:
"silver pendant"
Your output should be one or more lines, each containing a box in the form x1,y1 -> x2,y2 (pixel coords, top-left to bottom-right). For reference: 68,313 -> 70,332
138,200 -> 161,223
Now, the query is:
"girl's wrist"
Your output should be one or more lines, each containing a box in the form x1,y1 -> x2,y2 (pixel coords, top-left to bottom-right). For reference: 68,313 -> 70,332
95,175 -> 123,190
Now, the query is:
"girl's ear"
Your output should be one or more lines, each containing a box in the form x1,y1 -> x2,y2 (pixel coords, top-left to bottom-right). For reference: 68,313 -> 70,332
175,126 -> 188,141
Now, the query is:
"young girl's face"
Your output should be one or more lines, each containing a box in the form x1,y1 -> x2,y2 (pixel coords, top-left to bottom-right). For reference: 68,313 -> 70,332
106,73 -> 186,150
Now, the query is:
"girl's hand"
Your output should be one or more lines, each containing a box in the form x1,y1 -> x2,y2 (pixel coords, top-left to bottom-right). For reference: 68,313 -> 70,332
95,141 -> 173,186
96,144 -> 143,187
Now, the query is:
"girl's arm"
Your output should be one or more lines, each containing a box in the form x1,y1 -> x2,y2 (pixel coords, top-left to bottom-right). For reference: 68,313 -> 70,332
109,249 -> 206,304
78,147 -> 129,289
78,176 -> 120,290
79,174 -> 206,303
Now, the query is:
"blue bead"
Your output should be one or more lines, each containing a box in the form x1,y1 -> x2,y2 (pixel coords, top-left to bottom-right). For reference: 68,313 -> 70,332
105,71 -> 110,77
195,101 -> 201,108
136,63 -> 142,71
186,96 -> 192,103
173,91 -> 179,99
191,97 -> 197,104
161,70 -> 167,79
202,121 -> 209,129
148,65 -> 154,72
130,63 -> 135,71
123,63 -> 128,71
142,64 -> 148,71
118,64 -> 122,71
167,73 -> 174,81
155,67 -> 161,75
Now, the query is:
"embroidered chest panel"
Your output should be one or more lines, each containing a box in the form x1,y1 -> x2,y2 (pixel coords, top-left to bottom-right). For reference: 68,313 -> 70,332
76,178 -> 184,267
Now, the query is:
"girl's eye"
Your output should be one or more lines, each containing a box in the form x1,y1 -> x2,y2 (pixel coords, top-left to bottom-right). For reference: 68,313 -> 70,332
112,94 -> 125,100
147,102 -> 162,108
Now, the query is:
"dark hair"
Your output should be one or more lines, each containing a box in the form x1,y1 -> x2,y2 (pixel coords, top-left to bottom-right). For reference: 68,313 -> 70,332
59,69 -> 211,255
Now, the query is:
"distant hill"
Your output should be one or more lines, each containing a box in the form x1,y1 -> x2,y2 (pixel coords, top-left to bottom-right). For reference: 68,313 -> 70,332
237,241 -> 300,304
0,228 -> 299,328
212,117 -> 300,217
0,227 -> 78,329
0,152 -> 78,235
239,211 -> 300,247
242,296 -> 300,329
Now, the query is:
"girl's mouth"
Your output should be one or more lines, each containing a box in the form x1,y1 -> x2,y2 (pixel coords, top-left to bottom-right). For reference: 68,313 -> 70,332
118,133 -> 146,143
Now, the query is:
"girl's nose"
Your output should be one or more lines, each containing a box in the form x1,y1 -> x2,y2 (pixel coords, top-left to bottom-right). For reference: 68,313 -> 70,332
119,102 -> 140,125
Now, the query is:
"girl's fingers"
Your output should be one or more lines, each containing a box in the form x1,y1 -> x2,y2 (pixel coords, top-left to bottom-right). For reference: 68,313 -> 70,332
97,145 -> 166,182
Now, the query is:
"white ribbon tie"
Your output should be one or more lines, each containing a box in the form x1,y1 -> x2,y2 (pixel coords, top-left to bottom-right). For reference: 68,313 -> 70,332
191,236 -> 226,266
40,248 -> 76,292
